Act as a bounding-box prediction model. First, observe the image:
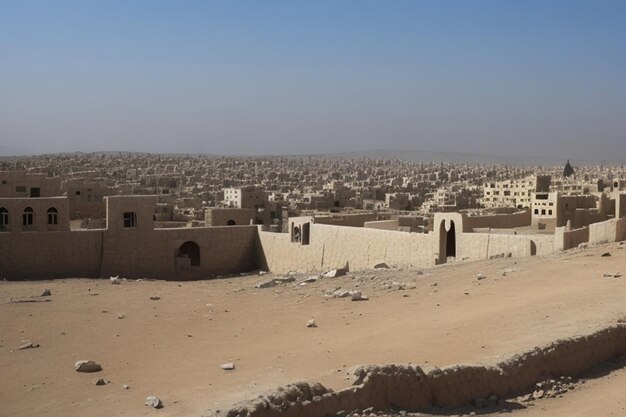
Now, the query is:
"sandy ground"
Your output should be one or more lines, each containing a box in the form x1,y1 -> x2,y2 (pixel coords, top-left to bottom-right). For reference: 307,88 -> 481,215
1,242 -> 626,417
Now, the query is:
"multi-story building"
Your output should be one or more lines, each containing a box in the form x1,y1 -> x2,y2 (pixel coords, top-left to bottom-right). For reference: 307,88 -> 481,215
482,175 -> 550,209
223,186 -> 267,209
0,171 -> 62,198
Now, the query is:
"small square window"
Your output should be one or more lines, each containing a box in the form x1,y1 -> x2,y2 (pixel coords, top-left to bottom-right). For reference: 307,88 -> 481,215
123,212 -> 137,228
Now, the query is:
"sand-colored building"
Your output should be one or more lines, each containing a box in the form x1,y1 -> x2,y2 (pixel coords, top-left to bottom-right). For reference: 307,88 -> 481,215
1,193 -> 625,280
482,175 -> 551,209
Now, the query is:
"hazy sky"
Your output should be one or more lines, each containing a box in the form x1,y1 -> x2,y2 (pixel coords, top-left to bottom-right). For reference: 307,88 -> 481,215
1,1 -> 625,159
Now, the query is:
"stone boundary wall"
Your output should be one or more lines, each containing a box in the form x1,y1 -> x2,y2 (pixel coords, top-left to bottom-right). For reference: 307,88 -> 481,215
205,208 -> 255,227
458,233 -> 553,261
555,217 -> 626,251
257,224 -> 437,274
363,220 -> 399,231
0,225 -> 258,280
464,210 -> 531,231
0,230 -> 103,279
258,224 -> 557,275
555,226 -> 590,251
314,213 -> 379,228
589,217 -> 626,245
101,226 -> 258,279
210,324 -> 626,417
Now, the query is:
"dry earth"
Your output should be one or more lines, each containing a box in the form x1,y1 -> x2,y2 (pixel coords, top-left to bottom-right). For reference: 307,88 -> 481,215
1,242 -> 626,417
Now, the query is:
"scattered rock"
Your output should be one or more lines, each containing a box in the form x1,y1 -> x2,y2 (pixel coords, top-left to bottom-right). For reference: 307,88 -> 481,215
533,389 -> 544,400
145,396 -> 163,409
323,266 -> 348,278
75,360 -> 102,373
150,295 -> 160,300
476,273 -> 486,280
306,319 -> 317,328
351,291 -> 369,301
18,341 -> 39,350
255,276 -> 296,289
122,384 -> 130,389
95,378 -> 109,385
385,281 -> 415,291
255,279 -> 276,289
373,262 -> 389,269
603,272 -> 622,278
302,276 -> 319,283
258,270 -> 268,276
40,289 -> 52,297
118,313 -> 125,319
329,289 -> 350,298
221,362 -> 235,370
323,269 -> 341,278
110,276 -> 121,285
601,252 -> 611,257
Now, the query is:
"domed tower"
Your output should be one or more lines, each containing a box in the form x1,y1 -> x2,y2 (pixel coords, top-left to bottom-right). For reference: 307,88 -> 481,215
563,160 -> 575,177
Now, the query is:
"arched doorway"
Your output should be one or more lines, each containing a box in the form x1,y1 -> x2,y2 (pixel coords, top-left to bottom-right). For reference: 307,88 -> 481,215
438,219 -> 456,264
177,241 -> 200,267
226,219 -> 236,225
446,221 -> 456,258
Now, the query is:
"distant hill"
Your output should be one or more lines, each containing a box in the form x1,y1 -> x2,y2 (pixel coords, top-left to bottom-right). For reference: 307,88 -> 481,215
0,147 -> 623,167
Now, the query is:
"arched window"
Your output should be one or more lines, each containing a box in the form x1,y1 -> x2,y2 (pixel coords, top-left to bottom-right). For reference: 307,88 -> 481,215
47,207 -> 58,225
0,207 -> 8,229
23,207 -> 34,227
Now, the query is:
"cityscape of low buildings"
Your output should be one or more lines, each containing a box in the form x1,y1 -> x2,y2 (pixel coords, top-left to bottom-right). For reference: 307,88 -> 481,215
1,153 -> 625,280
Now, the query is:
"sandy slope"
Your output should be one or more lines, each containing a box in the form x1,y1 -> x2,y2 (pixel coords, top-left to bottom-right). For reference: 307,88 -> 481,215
1,242 -> 625,417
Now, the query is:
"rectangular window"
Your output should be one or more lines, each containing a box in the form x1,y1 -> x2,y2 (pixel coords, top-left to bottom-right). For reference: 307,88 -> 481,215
541,209 -> 546,215
123,212 -> 137,228
0,209 -> 8,228
548,210 -> 553,215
